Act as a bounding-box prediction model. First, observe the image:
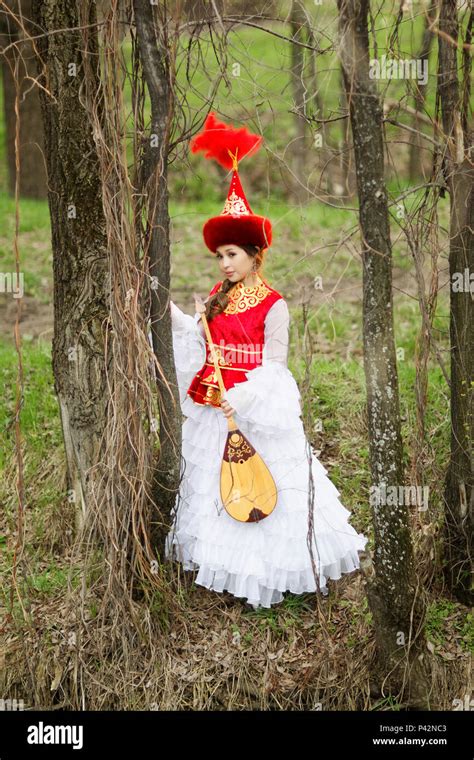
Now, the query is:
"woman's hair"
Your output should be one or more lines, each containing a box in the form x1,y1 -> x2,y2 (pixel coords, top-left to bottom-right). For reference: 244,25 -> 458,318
204,244 -> 266,321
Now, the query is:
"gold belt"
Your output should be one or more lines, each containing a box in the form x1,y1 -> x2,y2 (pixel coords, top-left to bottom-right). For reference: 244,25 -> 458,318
203,362 -> 260,372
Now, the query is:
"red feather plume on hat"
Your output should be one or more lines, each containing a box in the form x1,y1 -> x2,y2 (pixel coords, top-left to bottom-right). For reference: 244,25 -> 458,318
190,112 -> 263,170
190,113 -> 273,253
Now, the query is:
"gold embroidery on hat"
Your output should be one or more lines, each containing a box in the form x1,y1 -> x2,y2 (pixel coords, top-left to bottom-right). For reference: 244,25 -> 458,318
222,190 -> 249,217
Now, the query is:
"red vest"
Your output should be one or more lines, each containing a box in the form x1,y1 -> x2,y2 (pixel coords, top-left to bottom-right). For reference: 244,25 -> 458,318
187,275 -> 283,408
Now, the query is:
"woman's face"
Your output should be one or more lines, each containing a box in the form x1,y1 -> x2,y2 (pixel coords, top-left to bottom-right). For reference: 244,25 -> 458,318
215,244 -> 255,283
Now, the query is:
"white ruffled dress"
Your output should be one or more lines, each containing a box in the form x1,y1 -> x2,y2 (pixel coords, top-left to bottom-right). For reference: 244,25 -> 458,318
165,296 -> 368,609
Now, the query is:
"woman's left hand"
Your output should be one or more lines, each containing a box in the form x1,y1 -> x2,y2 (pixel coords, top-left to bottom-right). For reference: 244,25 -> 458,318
220,398 -> 235,418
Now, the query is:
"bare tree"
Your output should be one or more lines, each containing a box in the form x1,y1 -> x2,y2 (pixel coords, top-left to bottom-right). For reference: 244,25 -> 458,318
132,0 -> 181,556
438,0 -> 473,606
337,0 -> 428,703
338,64 -> 357,198
408,0 -> 436,182
1,0 -> 47,198
289,0 -> 309,201
31,0 -> 111,528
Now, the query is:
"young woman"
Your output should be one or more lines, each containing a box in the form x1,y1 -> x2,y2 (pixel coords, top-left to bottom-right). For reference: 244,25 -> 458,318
165,113 -> 368,609
166,240 -> 368,609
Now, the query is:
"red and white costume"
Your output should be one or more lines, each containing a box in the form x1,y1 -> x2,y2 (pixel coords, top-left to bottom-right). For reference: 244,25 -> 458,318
165,113 -> 367,608
165,274 -> 368,608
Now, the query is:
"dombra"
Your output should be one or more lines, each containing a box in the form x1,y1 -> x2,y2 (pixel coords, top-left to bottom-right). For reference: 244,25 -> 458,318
194,292 -> 278,523
220,424 -> 278,523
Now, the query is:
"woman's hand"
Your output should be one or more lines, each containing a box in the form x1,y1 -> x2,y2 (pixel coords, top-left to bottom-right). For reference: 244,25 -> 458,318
193,293 -> 207,314
220,398 -> 235,419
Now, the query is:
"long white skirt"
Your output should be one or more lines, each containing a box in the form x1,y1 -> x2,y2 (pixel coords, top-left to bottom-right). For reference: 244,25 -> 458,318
165,392 -> 368,610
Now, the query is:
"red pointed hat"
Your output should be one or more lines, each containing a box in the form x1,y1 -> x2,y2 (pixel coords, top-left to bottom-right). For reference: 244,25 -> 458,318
190,112 -> 272,253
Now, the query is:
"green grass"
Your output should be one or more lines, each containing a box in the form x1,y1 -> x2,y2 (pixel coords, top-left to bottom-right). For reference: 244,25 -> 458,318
426,600 -> 473,653
245,594 -> 313,630
28,564 -> 69,593
0,193 -> 53,302
461,612 -> 474,654
0,340 -> 60,469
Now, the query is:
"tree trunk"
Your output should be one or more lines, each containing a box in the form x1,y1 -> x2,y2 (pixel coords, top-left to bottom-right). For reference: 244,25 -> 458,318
337,0 -> 429,704
338,64 -> 357,199
305,10 -> 332,195
289,0 -> 309,202
133,0 -> 182,558
408,1 -> 435,182
31,0 -> 111,531
1,0 -> 47,199
438,0 -> 473,606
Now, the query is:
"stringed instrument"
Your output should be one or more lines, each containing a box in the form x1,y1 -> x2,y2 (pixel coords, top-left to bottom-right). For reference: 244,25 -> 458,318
194,293 -> 278,523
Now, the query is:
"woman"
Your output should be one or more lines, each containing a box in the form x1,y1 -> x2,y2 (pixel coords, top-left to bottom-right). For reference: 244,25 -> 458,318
165,114 -> 367,609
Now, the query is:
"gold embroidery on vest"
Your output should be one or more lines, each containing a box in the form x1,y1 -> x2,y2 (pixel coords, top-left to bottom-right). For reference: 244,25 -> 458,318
224,277 -> 272,315
203,385 -> 221,405
205,345 -> 233,367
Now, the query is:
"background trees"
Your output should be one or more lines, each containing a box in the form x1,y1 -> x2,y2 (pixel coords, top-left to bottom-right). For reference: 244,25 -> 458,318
437,0 -> 473,607
0,0 -> 46,198
1,0 -> 471,711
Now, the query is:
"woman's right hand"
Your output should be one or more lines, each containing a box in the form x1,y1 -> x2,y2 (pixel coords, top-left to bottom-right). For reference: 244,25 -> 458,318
193,293 -> 207,315
220,398 -> 236,419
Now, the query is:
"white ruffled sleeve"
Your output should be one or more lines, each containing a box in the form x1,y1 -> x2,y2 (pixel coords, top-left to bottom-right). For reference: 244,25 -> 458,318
169,300 -> 207,402
223,299 -> 304,435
